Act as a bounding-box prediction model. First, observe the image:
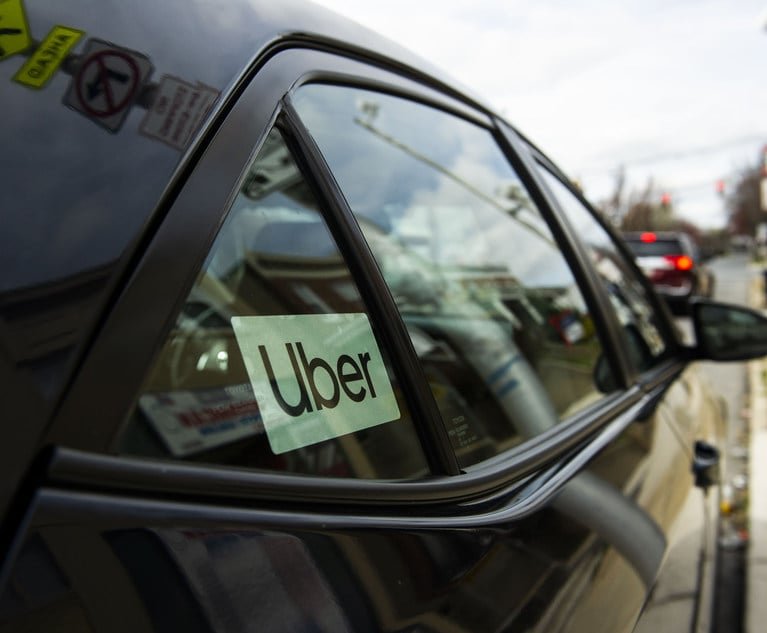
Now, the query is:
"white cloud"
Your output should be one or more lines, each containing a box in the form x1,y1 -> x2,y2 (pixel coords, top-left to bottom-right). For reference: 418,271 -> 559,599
312,0 -> 767,229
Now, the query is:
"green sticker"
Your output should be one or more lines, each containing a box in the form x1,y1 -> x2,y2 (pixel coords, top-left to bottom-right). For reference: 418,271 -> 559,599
231,313 -> 400,454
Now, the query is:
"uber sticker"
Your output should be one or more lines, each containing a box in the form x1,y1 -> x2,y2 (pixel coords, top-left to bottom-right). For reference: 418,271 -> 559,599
231,313 -> 400,454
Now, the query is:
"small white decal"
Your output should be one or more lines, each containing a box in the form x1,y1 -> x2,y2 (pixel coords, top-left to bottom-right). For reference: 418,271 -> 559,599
139,383 -> 263,457
139,74 -> 218,149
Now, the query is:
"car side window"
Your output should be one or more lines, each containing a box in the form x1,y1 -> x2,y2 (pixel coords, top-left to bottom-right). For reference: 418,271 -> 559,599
293,84 -> 616,468
119,128 -> 429,479
534,166 -> 672,373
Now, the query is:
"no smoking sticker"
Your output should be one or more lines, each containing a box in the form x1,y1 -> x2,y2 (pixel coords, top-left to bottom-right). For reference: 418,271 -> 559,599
64,38 -> 153,132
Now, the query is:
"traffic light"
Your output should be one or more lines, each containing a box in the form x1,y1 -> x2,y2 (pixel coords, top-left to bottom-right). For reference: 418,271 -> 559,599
715,179 -> 725,195
660,192 -> 672,208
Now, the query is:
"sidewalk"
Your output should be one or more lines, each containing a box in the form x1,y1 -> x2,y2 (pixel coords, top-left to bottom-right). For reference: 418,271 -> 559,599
746,276 -> 767,633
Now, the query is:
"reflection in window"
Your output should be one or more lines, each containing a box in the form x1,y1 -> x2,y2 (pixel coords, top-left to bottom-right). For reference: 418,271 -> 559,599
120,129 -> 428,479
294,85 -> 612,467
535,167 -> 670,373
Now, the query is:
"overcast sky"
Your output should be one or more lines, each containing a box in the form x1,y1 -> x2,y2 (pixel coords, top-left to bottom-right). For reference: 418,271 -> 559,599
312,0 -> 767,230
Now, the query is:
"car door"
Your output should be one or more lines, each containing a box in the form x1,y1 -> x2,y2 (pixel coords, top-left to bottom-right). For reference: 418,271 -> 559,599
0,47 -> 696,633
527,153 -> 722,631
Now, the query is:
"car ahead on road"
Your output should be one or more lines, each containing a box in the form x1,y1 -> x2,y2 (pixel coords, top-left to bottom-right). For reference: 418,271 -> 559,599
623,231 -> 715,312
3,2 -> 767,632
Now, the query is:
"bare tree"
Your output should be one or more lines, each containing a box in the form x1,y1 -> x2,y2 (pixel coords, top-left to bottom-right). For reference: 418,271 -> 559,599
598,169 -> 705,239
726,163 -> 762,236
604,175 -> 678,231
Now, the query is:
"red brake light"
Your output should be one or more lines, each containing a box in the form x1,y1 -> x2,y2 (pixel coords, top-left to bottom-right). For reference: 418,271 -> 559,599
676,255 -> 693,271
665,254 -> 693,271
640,232 -> 657,243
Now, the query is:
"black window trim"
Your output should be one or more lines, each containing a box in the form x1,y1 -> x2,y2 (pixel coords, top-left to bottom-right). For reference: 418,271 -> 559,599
277,104 -> 460,476
285,74 -> 645,429
42,45 -> 489,460
522,144 -> 686,385
43,45 -> 655,507
493,123 -> 637,390
285,72 -> 648,474
46,385 -> 647,508
40,389 -> 652,525
291,69 -> 494,129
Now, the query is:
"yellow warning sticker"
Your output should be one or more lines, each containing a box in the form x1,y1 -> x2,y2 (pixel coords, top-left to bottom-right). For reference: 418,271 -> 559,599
13,25 -> 84,88
0,0 -> 31,61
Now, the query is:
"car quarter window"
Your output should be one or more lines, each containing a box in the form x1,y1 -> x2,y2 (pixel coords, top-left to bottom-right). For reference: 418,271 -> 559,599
119,127 -> 430,479
534,165 -> 673,373
292,84 -> 617,468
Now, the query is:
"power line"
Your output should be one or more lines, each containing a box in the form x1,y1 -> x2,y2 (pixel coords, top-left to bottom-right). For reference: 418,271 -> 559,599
668,180 -> 723,194
580,134 -> 765,174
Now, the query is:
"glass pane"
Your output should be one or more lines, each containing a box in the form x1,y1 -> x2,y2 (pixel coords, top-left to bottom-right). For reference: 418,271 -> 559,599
697,302 -> 767,361
625,238 -> 684,258
120,128 -> 428,480
535,167 -> 671,372
294,85 -> 612,468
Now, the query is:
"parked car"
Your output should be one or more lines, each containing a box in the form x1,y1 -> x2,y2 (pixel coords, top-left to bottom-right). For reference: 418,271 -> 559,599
3,2 -> 767,632
622,231 -> 715,312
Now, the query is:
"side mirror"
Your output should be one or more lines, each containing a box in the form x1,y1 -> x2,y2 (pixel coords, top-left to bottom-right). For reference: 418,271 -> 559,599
594,354 -> 617,393
691,299 -> 767,361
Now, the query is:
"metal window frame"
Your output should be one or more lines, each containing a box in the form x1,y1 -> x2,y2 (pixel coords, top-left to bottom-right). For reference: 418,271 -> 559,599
276,104 -> 459,475
518,142 -> 685,389
43,44 -> 656,507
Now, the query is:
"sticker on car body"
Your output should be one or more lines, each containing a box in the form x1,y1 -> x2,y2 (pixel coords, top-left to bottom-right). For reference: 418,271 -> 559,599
13,25 -> 84,88
63,38 -> 153,132
0,0 -> 31,61
231,313 -> 400,454
139,74 -> 219,150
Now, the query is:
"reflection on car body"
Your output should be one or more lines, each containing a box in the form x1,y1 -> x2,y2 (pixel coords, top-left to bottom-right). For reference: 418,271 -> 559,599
3,1 -> 767,632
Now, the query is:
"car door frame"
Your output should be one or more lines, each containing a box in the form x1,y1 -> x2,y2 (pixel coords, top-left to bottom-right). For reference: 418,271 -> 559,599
517,142 -> 689,395
29,43 -> 676,512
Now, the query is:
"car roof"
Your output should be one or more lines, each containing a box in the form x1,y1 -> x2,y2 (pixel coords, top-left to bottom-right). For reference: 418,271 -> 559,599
1,0 -> 495,411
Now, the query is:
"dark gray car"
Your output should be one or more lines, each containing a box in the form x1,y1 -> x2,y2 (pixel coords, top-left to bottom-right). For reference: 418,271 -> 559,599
2,2 -> 766,632
623,231 -> 715,311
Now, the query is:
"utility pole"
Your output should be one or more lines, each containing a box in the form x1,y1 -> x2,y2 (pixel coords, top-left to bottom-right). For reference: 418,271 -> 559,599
760,145 -> 767,213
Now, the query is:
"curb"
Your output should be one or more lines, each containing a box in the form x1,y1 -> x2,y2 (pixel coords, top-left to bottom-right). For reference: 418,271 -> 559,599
746,272 -> 767,633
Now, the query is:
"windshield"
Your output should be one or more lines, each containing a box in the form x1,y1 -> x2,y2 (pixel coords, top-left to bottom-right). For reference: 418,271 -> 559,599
624,239 -> 683,257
